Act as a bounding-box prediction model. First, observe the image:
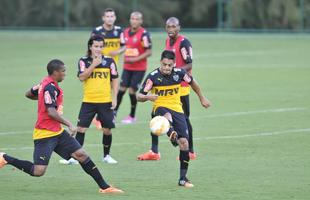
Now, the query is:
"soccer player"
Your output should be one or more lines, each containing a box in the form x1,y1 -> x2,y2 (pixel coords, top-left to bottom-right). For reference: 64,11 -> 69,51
0,59 -> 123,194
91,8 -> 126,129
138,17 -> 196,161
74,35 -> 119,164
137,50 -> 210,187
114,11 -> 152,124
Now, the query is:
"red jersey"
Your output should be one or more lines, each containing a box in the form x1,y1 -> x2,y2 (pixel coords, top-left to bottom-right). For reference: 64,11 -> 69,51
33,76 -> 64,140
123,27 -> 152,71
165,35 -> 193,95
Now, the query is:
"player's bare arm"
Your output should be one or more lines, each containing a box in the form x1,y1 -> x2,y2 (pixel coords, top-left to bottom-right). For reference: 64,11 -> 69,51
78,56 -> 102,81
25,89 -> 38,100
109,46 -> 126,57
47,107 -> 77,135
137,93 -> 158,102
111,78 -> 119,109
190,79 -> 211,109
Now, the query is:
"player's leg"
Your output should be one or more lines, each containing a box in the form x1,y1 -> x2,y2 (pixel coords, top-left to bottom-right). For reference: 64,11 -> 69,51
180,95 -> 196,160
122,70 -> 145,124
0,136 -> 57,177
97,103 -> 118,164
59,102 -> 96,165
115,69 -> 130,116
54,130 -> 123,193
172,111 -> 193,188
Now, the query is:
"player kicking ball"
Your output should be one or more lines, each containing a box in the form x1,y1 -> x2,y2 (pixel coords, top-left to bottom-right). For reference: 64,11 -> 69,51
0,59 -> 123,194
137,50 -> 211,187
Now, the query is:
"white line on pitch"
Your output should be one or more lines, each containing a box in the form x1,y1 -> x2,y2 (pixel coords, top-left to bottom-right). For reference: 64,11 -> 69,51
0,128 -> 309,151
0,107 -> 307,136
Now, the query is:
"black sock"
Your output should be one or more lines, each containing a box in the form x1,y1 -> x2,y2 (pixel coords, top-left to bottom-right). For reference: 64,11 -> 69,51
186,118 -> 194,153
3,154 -> 34,176
151,133 -> 159,153
80,157 -> 110,189
166,120 -> 175,137
129,93 -> 137,118
179,150 -> 190,180
102,134 -> 112,157
75,132 -> 85,146
115,90 -> 125,112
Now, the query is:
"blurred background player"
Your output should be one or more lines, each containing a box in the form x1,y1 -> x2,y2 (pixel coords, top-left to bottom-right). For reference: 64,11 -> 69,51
60,35 -> 119,165
0,59 -> 123,194
138,17 -> 196,160
91,8 -> 126,129
137,50 -> 210,187
114,11 -> 152,124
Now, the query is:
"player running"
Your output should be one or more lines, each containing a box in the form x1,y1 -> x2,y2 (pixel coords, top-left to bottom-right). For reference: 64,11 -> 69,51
138,17 -> 197,161
0,59 -> 123,194
91,8 -> 126,129
60,35 -> 119,165
114,11 -> 152,124
137,50 -> 211,187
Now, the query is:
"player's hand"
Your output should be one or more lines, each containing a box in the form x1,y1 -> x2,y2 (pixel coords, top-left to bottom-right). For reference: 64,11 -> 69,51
92,55 -> 102,66
147,94 -> 158,102
200,96 -> 211,109
109,50 -> 119,57
111,98 -> 117,110
68,124 -> 77,136
125,57 -> 138,64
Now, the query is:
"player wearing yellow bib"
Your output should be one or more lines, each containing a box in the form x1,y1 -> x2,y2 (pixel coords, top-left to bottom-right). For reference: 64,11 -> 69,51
137,50 -> 211,187
91,8 -> 126,129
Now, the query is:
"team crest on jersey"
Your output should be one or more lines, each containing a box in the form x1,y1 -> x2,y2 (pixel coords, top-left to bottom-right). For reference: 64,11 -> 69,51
102,59 -> 107,66
133,37 -> 138,43
173,74 -> 179,82
101,32 -> 106,36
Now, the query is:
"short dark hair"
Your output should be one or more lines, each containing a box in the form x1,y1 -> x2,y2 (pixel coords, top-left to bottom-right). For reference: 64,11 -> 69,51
47,59 -> 64,75
161,50 -> 175,60
102,8 -> 115,16
87,35 -> 104,56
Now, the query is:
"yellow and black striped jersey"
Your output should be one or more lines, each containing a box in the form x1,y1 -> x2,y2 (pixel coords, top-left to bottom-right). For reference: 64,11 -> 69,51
139,68 -> 193,113
91,25 -> 125,64
78,55 -> 118,103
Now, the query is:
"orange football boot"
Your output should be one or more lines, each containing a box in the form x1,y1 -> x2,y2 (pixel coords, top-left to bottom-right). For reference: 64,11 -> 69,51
99,186 -> 124,194
137,150 -> 161,161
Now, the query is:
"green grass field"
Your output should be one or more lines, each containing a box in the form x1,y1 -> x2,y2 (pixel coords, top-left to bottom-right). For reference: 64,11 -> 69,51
0,31 -> 310,200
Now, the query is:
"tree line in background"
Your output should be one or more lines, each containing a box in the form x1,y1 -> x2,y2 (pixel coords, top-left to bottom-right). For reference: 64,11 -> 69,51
0,0 -> 309,30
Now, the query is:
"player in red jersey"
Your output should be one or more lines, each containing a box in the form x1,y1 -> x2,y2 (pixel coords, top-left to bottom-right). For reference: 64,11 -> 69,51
137,17 -> 197,161
0,59 -> 123,194
114,11 -> 152,124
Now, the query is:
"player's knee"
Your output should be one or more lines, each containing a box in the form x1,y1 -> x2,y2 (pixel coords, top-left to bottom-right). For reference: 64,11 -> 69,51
128,87 -> 137,94
119,86 -> 127,92
72,149 -> 88,162
77,127 -> 87,133
178,138 -> 189,150
33,166 -> 47,177
103,128 -> 112,135
163,113 -> 172,122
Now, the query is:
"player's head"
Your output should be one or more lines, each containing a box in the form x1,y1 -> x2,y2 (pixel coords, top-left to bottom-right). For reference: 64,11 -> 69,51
102,8 -> 116,26
87,35 -> 104,57
47,59 -> 66,82
160,50 -> 175,75
130,11 -> 143,29
165,17 -> 180,38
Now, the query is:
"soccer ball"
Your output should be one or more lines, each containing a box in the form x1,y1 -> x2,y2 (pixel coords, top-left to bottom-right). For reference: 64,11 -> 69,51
149,116 -> 170,136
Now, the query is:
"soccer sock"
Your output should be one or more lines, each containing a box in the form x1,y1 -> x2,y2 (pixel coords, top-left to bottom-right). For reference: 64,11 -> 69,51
186,118 -> 194,153
102,134 -> 112,157
129,93 -> 137,118
3,154 -> 34,176
179,150 -> 190,180
151,133 -> 159,153
80,157 -> 110,189
75,132 -> 85,146
166,120 -> 175,137
115,90 -> 125,112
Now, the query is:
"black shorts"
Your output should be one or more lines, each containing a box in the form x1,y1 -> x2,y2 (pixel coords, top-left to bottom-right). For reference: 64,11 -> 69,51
181,95 -> 190,118
152,107 -> 189,139
77,102 -> 115,129
120,69 -> 145,90
33,130 -> 81,165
